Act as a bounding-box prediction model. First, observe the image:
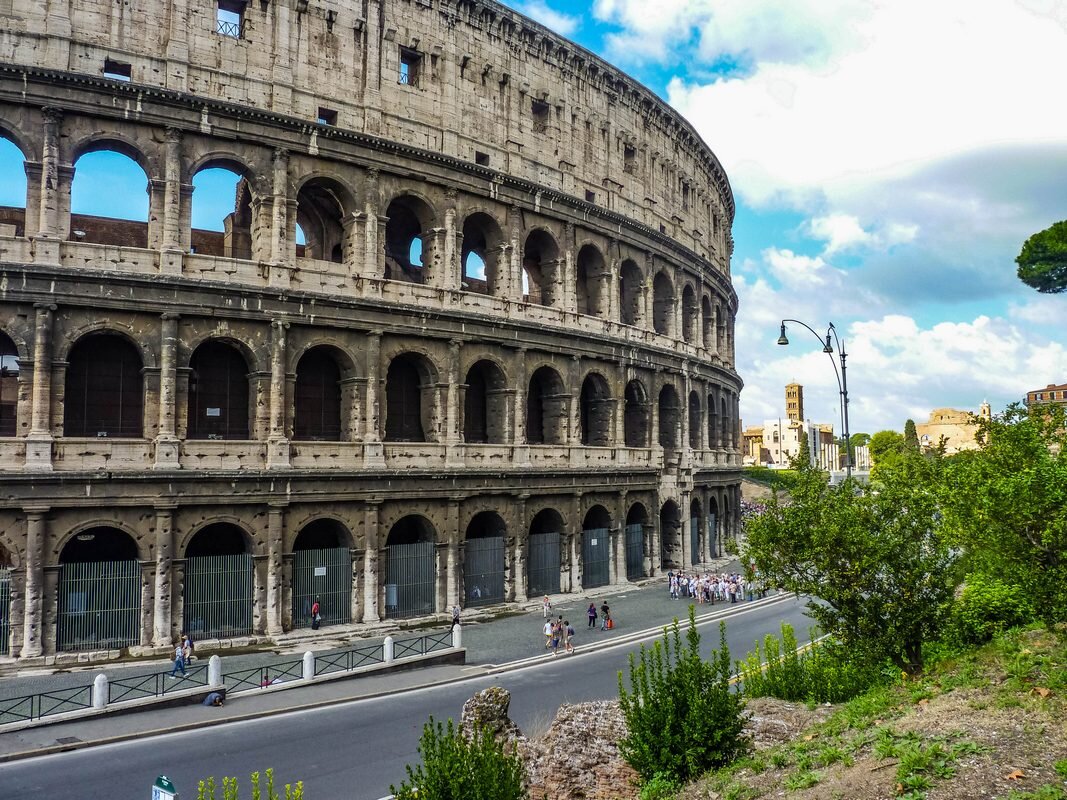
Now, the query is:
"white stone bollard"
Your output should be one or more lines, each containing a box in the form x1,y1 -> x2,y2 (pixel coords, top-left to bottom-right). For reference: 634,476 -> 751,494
452,624 -> 462,649
383,635 -> 394,664
302,651 -> 315,681
208,654 -> 222,687
92,673 -> 108,709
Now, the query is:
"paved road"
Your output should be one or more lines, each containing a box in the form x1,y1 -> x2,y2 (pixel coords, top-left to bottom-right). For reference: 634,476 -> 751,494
0,596 -> 811,800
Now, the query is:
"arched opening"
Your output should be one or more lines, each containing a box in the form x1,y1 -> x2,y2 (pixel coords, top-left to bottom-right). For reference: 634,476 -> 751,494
188,340 -> 250,440
522,229 -> 559,306
624,379 -> 649,448
720,395 -> 730,449
581,505 -> 611,589
0,541 -> 11,656
658,385 -> 681,451
64,333 -> 144,438
292,519 -> 352,628
190,164 -> 253,259
579,373 -> 612,447
384,515 -> 437,619
385,353 -> 432,442
707,391 -> 719,449
461,212 -> 504,295
689,497 -> 703,567
296,178 -> 350,263
624,503 -> 650,580
652,272 -> 674,336
526,366 -> 567,445
184,522 -> 254,638
464,511 -> 506,607
385,195 -> 434,283
681,284 -> 698,343
0,135 -> 27,237
701,295 -> 714,349
463,360 -> 507,444
707,496 -> 720,559
619,259 -> 643,327
1,332 -> 20,437
70,146 -> 149,247
716,303 -> 727,354
575,244 -> 606,317
57,526 -> 140,652
660,500 -> 682,570
527,508 -> 563,597
688,390 -> 702,450
294,346 -> 342,441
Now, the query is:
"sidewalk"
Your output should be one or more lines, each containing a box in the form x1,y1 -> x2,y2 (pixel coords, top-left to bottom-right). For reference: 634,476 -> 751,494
0,560 -> 780,761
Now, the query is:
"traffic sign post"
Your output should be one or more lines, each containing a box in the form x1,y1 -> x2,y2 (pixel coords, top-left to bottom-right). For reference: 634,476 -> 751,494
152,775 -> 178,800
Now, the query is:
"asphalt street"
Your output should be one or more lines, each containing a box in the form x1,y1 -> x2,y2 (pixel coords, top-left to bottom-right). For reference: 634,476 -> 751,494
0,595 -> 812,800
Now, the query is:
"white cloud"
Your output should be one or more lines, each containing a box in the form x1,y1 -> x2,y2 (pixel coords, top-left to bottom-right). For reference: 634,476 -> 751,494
515,1 -> 580,37
804,214 -> 871,255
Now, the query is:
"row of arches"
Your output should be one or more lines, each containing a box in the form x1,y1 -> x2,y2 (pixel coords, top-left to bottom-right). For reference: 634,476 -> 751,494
0,328 -> 740,449
0,129 -> 734,349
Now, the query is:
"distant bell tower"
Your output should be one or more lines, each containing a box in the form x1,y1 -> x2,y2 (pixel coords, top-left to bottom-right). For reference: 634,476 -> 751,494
785,383 -> 804,422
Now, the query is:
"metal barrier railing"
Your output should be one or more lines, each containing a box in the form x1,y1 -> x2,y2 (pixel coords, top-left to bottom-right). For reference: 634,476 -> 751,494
224,658 -> 304,693
0,685 -> 93,725
314,642 -> 383,677
108,664 -> 209,704
393,630 -> 453,660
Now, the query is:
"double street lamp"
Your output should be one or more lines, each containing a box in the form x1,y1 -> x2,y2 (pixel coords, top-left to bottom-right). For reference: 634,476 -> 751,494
776,319 -> 852,479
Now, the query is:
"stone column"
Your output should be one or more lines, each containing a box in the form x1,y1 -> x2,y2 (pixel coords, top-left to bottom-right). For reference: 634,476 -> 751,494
512,348 -> 528,462
269,148 -> 293,288
21,508 -> 48,658
643,253 -> 655,331
34,107 -> 63,266
362,168 -> 381,282
363,330 -> 385,466
569,493 -> 582,592
562,223 -> 576,313
615,362 -> 628,448
507,205 -> 523,301
607,239 -> 621,322
362,501 -> 381,623
615,491 -> 629,583
160,127 -> 184,274
568,355 -> 582,446
511,494 -> 527,601
442,189 -> 458,291
152,505 -> 176,646
25,303 -> 55,471
445,339 -> 463,467
267,320 -> 291,469
154,313 -> 181,469
680,489 -> 691,570
266,504 -> 285,636
445,500 -> 461,608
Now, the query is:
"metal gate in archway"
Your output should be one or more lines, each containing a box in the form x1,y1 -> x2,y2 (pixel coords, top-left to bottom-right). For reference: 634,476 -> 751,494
183,554 -> 254,638
57,560 -> 141,652
0,569 -> 10,655
582,528 -> 610,589
464,536 -> 505,607
708,514 -> 718,558
690,516 -> 701,566
625,524 -> 645,580
385,541 -> 436,619
527,531 -> 561,596
292,547 -> 352,628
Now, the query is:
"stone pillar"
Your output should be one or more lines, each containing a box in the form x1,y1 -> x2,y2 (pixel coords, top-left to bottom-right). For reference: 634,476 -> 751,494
569,493 -> 582,593
615,491 -> 629,583
21,508 -> 48,658
568,355 -> 581,446
363,331 -> 384,466
512,494 -> 527,601
362,169 -> 381,281
154,313 -> 181,469
269,149 -> 292,288
34,107 -> 63,266
152,506 -> 176,646
615,362 -> 627,448
266,505 -> 285,636
445,339 -> 463,467
267,320 -> 291,469
443,189 -> 458,291
160,127 -> 184,274
445,500 -> 460,609
362,501 -> 381,623
25,303 -> 55,471
607,239 -> 621,322
508,205 -> 523,301
680,489 -> 691,569
562,223 -> 576,313
512,348 -> 528,462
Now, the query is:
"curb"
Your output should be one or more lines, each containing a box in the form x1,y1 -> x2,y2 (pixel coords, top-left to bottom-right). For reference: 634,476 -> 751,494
0,592 -> 795,765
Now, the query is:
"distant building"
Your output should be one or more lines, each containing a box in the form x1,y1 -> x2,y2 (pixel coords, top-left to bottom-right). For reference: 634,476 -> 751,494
1026,383 -> 1067,408
742,384 -> 839,471
785,382 -> 804,422
915,403 -> 991,455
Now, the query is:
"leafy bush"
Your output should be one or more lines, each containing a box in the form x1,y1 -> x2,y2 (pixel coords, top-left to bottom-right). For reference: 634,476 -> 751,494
618,610 -> 748,785
196,769 -> 302,800
638,773 -> 680,800
390,717 -> 526,800
950,575 -> 1035,645
736,623 -> 884,704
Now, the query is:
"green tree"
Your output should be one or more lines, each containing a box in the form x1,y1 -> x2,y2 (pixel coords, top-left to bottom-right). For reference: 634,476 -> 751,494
1016,219 -> 1067,293
742,458 -> 957,674
939,403 -> 1067,622
791,429 -> 812,469
868,430 -> 904,465
904,419 -> 920,452
849,432 -> 871,450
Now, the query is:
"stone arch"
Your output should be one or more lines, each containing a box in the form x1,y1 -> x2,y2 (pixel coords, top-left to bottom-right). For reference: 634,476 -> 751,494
385,193 -> 437,282
579,371 -> 612,447
293,345 -> 347,442
183,521 -> 255,638
522,228 -> 560,306
0,331 -> 19,438
527,507 -> 565,597
291,517 -> 354,627
624,501 -> 650,579
681,283 -> 698,343
658,383 -> 681,451
461,210 -> 506,295
689,496 -> 704,566
295,175 -> 356,263
624,378 -> 650,448
188,339 -> 252,440
720,394 -> 730,448
463,510 -> 507,607
69,137 -> 154,248
0,121 -> 35,162
63,330 -> 145,438
293,517 -> 354,551
383,514 -> 437,619
659,499 -> 682,570
575,243 -> 607,317
0,129 -> 29,237
580,503 -> 612,589
189,155 -> 261,261
463,358 -> 508,444
183,520 -> 255,557
70,134 -> 155,175
707,495 -> 720,558
707,388 -> 719,449
701,294 -> 714,349
384,351 -> 439,443
652,271 -> 674,336
57,522 -> 142,563
619,258 -> 644,327
526,364 -> 567,445
688,389 -> 702,449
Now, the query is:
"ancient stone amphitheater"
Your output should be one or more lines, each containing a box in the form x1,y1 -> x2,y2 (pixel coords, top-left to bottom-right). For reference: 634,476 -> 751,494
0,0 -> 741,660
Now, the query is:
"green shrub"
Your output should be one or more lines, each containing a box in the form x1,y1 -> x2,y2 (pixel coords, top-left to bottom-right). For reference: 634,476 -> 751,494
951,575 -> 1035,645
196,769 -> 303,800
638,773 -> 680,800
618,610 -> 748,784
390,717 -> 527,800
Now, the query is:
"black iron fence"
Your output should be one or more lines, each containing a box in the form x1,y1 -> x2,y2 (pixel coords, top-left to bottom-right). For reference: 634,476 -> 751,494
0,685 -> 93,726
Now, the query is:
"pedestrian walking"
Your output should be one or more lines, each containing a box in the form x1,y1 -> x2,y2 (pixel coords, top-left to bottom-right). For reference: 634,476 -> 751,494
311,597 -> 322,629
563,620 -> 575,654
587,602 -> 598,628
181,633 -> 193,665
550,618 -> 562,657
543,618 -> 554,649
451,604 -> 461,630
600,602 -> 610,631
542,595 -> 552,618
169,641 -> 186,678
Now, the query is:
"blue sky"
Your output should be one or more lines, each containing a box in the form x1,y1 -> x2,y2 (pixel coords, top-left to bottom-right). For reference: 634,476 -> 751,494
2,0 -> 1064,435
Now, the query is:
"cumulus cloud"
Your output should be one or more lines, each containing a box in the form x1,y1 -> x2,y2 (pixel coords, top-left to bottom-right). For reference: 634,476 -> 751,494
515,1 -> 581,36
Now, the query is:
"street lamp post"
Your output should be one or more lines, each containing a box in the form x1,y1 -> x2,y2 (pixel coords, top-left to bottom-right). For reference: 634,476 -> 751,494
776,319 -> 852,479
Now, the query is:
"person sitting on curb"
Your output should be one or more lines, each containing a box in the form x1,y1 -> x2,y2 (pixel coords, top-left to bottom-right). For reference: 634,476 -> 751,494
202,691 -> 224,707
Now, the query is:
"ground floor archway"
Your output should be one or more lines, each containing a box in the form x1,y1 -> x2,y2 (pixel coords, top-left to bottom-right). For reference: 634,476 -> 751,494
183,523 -> 253,638
291,519 -> 352,629
384,516 -> 436,619
57,527 -> 140,652
463,512 -> 506,608
527,509 -> 563,597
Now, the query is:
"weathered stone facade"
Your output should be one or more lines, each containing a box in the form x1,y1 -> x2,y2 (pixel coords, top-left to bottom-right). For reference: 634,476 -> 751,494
0,0 -> 742,659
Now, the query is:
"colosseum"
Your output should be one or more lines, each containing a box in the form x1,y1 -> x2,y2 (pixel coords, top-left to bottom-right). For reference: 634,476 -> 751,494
0,0 -> 741,660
